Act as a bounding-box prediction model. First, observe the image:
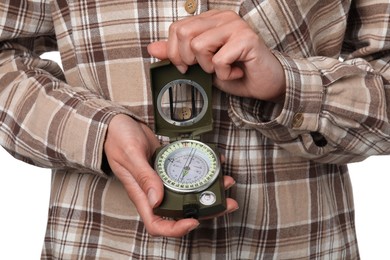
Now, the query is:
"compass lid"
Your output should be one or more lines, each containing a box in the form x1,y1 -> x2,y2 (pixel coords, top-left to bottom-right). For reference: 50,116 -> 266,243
150,60 -> 213,139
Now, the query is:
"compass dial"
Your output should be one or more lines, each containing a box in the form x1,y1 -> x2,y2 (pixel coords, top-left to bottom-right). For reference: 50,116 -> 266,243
155,140 -> 220,193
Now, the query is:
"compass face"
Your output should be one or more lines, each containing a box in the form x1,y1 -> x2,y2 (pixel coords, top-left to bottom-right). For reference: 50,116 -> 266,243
155,140 -> 220,193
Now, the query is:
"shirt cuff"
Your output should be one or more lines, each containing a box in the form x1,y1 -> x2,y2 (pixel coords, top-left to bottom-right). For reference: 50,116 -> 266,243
57,98 -> 140,177
228,51 -> 324,142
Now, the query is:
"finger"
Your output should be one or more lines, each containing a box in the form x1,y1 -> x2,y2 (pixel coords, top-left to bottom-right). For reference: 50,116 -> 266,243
212,37 -> 253,81
122,154 -> 164,208
225,198 -> 239,214
213,76 -> 238,95
187,21 -> 247,76
167,10 -> 222,72
114,163 -> 200,237
173,20 -> 198,66
189,25 -> 233,72
213,76 -> 253,99
108,154 -> 161,208
167,19 -> 189,73
144,211 -> 200,237
147,41 -> 168,60
220,153 -> 226,164
223,175 -> 236,190
199,198 -> 239,220
198,176 -> 238,220
147,39 -> 190,74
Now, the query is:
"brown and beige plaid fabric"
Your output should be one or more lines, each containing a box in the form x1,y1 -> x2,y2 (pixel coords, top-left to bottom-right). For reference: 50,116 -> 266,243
1,0 -> 389,259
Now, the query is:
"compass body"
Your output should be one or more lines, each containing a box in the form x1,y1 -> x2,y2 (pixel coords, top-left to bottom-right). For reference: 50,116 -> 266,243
150,60 -> 226,218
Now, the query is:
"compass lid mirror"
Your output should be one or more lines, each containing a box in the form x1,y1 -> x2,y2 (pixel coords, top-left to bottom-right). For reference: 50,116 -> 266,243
150,60 -> 213,139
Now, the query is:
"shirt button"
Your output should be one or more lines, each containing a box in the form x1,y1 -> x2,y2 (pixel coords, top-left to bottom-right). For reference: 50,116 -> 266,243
185,0 -> 197,14
292,113 -> 304,128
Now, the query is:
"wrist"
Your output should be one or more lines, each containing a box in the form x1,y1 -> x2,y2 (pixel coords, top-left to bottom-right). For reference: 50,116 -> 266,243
268,50 -> 287,102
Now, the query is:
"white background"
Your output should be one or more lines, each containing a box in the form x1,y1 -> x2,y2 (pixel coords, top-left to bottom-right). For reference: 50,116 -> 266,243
0,52 -> 389,259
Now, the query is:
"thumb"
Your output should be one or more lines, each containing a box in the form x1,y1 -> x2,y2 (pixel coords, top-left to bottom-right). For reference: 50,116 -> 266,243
147,41 -> 168,60
114,155 -> 164,209
130,157 -> 164,209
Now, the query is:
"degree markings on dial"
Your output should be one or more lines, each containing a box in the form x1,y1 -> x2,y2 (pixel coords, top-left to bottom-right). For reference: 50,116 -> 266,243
157,140 -> 218,192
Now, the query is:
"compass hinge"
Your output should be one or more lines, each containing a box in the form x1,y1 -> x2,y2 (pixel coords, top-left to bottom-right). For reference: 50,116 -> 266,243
183,194 -> 200,219
170,134 -> 200,142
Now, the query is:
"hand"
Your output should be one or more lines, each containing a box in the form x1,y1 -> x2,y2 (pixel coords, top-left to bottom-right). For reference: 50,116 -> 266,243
104,114 -> 238,237
148,10 -> 286,101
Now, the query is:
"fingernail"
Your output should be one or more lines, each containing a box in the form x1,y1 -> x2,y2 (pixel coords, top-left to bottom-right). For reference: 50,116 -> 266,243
177,65 -> 188,74
226,180 -> 236,190
188,223 -> 200,233
228,206 -> 239,214
148,188 -> 159,208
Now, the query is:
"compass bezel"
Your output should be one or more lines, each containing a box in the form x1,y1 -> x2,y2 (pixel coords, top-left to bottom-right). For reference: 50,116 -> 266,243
155,140 -> 220,193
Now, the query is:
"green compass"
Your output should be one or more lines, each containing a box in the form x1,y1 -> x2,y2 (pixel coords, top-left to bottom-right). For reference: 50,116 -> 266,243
150,60 -> 226,219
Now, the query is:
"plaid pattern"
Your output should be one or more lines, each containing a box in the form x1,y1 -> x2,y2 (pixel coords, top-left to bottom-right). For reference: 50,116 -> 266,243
1,0 -> 389,259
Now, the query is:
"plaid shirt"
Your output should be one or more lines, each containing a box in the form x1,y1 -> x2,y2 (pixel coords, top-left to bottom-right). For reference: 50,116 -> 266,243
1,0 -> 389,259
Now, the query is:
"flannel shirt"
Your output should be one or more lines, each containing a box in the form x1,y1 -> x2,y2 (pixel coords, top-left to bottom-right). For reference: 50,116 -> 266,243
1,0 -> 389,259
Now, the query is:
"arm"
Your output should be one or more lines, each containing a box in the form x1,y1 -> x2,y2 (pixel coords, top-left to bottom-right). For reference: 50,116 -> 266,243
148,0 -> 390,165
0,18 -> 130,175
0,39 -> 138,175
230,0 -> 390,164
0,2 -> 162,176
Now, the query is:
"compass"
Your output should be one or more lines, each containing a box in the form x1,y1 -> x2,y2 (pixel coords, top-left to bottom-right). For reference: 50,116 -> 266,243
150,60 -> 226,219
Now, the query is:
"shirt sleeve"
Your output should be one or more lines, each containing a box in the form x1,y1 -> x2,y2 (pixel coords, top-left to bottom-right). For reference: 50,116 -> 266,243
0,2 -> 131,175
231,0 -> 390,164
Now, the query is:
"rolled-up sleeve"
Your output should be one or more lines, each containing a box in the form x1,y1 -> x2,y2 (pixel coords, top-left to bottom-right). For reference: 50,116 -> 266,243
232,0 -> 390,164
